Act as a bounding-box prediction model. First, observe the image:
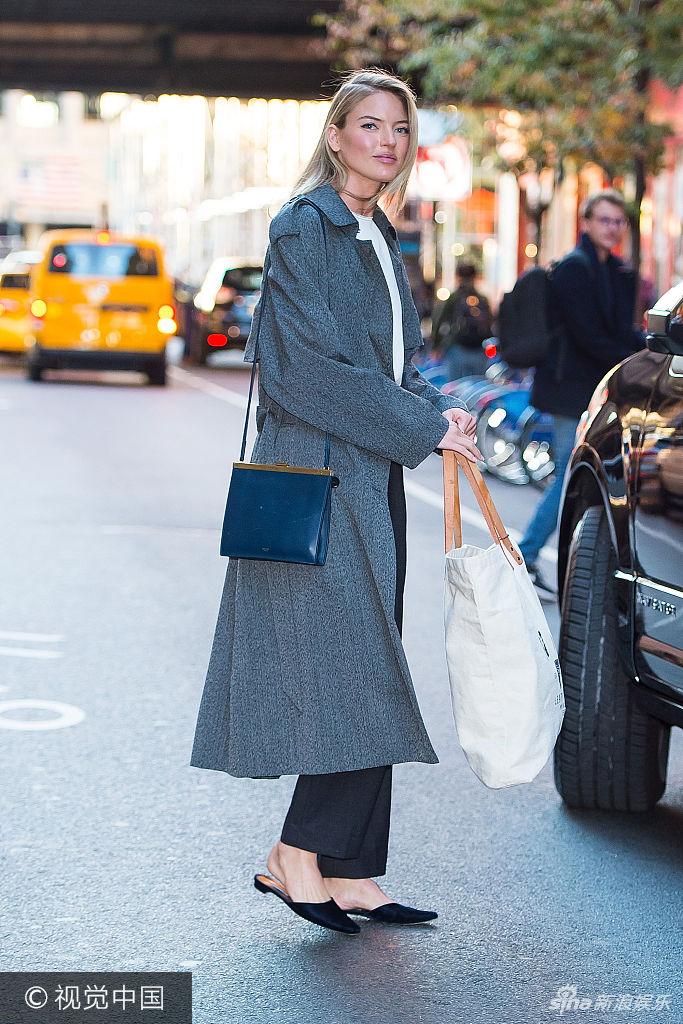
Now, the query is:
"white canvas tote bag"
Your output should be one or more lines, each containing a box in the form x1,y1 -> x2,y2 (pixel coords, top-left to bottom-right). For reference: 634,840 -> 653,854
442,451 -> 565,789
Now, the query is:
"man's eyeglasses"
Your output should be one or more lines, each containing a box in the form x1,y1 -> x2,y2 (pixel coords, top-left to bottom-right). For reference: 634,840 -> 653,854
592,215 -> 627,228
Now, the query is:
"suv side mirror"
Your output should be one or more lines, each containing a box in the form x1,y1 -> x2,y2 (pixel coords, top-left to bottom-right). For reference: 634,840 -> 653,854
646,282 -> 683,356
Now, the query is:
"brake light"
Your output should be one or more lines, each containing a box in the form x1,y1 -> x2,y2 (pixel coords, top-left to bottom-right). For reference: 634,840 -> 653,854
158,304 -> 174,319
31,299 -> 47,318
207,333 -> 228,347
484,341 -> 497,359
157,317 -> 177,335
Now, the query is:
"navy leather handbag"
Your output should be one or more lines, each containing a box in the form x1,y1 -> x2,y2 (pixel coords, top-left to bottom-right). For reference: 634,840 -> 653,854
219,200 -> 339,565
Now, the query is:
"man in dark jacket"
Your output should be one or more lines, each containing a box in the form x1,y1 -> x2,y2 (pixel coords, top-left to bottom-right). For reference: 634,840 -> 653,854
520,189 -> 645,598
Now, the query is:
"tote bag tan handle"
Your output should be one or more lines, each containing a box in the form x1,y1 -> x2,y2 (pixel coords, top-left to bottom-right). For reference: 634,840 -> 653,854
443,450 -> 524,564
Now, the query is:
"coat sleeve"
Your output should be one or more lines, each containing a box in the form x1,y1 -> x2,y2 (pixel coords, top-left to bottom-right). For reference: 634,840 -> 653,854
253,211 -> 450,470
552,259 -> 643,371
401,361 -> 468,415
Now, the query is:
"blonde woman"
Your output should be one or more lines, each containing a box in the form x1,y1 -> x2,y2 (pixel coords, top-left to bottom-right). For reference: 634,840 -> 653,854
190,69 -> 481,934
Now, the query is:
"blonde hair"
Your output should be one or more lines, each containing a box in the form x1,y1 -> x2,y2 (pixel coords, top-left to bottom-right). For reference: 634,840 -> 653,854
292,69 -> 419,216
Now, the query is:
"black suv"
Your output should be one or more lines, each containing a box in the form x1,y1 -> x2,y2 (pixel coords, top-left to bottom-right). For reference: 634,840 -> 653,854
554,281 -> 683,812
185,260 -> 262,365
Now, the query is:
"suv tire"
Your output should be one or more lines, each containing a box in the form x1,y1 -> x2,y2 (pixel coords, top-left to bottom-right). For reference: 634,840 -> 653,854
147,353 -> 167,387
185,326 -> 208,366
26,352 -> 43,382
554,505 -> 670,811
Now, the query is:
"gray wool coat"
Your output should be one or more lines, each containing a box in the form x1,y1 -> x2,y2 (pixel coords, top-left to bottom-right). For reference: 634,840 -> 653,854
190,182 -> 467,779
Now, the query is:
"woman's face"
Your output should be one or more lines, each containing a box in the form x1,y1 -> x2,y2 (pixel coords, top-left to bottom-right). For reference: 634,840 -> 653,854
327,90 -> 411,189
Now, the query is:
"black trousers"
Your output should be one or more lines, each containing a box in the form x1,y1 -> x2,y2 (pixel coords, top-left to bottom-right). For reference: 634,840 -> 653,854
280,461 -> 406,878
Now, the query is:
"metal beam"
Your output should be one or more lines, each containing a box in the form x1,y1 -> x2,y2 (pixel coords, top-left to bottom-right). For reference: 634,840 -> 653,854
0,5 -> 339,98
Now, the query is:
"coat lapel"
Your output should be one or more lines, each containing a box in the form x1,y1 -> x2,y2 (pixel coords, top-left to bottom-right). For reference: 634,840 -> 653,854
304,183 -> 424,366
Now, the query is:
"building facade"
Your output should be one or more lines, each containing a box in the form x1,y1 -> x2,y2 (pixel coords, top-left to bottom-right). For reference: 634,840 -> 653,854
0,90 -> 111,256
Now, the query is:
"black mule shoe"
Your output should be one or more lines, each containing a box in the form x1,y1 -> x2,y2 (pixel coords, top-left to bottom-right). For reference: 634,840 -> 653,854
253,874 -> 360,934
347,901 -> 438,924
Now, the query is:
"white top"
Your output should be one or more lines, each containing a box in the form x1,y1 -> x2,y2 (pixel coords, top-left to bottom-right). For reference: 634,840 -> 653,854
353,212 -> 404,385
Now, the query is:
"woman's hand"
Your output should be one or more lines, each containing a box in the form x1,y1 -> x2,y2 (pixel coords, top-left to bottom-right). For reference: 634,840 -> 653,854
438,408 -> 484,465
442,407 -> 477,438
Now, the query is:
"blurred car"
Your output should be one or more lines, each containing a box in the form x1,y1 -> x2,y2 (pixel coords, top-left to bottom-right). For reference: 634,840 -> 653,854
187,260 -> 262,365
2,249 -> 42,269
553,280 -> 683,812
25,230 -> 176,386
0,250 -> 41,354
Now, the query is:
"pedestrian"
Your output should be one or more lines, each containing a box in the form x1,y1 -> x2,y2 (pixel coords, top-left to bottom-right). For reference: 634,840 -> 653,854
190,69 -> 482,935
431,261 -> 492,381
519,188 -> 644,598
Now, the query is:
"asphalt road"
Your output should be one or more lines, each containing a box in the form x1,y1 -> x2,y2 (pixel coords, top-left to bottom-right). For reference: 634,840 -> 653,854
1,350 -> 682,1024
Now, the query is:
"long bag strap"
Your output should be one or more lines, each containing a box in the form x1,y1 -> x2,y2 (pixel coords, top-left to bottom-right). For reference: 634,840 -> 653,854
239,197 -> 331,467
442,450 -> 523,565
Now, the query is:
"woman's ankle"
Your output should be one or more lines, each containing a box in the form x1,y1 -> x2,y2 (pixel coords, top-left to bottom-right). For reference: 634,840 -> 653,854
278,840 -> 319,863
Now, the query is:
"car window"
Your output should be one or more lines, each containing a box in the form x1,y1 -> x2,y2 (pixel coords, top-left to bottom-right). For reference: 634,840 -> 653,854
0,272 -> 30,289
48,244 -> 159,278
221,267 -> 262,291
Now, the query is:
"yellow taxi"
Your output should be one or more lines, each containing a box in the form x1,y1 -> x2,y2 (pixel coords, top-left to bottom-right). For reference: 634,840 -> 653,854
0,251 -> 41,354
26,230 -> 177,385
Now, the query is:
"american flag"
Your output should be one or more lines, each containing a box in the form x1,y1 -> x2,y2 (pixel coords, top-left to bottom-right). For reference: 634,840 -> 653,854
14,155 -> 83,212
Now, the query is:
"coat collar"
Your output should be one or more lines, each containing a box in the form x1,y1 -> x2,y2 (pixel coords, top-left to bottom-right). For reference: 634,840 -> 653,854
304,182 -> 399,244
579,232 -> 622,272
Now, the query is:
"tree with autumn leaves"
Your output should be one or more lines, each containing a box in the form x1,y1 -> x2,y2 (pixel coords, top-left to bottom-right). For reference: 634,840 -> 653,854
321,0 -> 683,274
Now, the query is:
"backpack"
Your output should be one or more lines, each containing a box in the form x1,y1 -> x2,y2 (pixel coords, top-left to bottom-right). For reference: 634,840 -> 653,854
438,288 -> 493,350
497,266 -> 554,369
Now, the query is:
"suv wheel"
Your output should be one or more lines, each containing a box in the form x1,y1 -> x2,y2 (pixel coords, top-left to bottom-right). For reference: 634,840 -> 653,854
147,353 -> 167,386
554,505 -> 671,811
26,351 -> 43,382
185,325 -> 208,366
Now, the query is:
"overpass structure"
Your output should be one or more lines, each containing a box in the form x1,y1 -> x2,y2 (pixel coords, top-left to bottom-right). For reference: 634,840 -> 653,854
0,1 -> 341,99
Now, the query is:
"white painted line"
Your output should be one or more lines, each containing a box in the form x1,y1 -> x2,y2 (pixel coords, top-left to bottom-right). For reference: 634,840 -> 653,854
0,630 -> 64,643
0,699 -> 85,730
0,646 -> 63,659
171,367 -> 558,565
101,524 -> 218,536
404,477 -> 558,564
405,478 -> 484,529
168,365 -> 249,409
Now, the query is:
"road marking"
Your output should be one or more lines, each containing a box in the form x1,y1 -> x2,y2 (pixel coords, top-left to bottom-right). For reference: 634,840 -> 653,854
405,478 -> 485,531
0,699 -> 85,730
101,524 -> 218,537
0,630 -> 64,643
405,479 -> 558,563
0,646 -> 63,659
168,365 -> 249,409
172,367 -> 557,564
